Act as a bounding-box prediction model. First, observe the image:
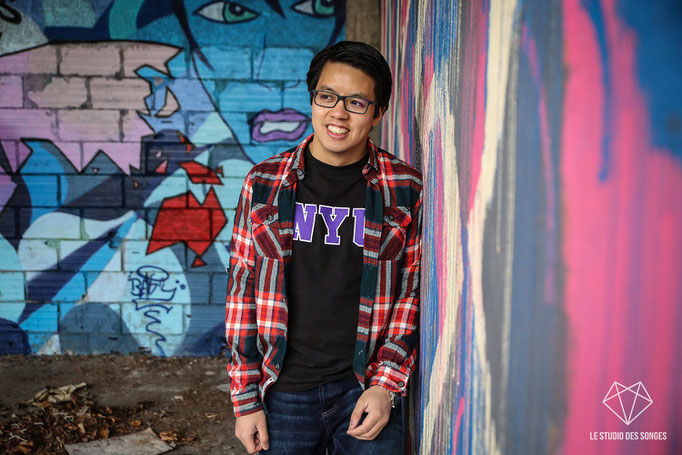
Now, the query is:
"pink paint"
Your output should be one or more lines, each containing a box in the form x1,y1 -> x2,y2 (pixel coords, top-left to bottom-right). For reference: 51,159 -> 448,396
452,396 -> 465,451
561,0 -> 682,453
466,6 -> 488,215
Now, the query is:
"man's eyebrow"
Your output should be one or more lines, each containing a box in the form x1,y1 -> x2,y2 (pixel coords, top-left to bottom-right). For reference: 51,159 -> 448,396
318,86 -> 372,99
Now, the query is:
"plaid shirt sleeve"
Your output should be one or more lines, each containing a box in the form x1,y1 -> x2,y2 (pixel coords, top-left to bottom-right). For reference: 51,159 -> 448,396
225,171 -> 263,417
368,188 -> 422,395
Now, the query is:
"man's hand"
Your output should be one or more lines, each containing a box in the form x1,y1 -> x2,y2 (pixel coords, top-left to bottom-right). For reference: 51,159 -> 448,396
235,410 -> 270,453
347,385 -> 393,440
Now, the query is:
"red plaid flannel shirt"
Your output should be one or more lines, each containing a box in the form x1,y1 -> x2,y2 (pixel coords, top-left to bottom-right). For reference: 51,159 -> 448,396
226,134 -> 422,417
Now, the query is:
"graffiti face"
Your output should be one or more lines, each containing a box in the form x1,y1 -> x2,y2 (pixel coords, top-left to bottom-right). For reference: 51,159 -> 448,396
309,62 -> 382,165
185,0 -> 341,157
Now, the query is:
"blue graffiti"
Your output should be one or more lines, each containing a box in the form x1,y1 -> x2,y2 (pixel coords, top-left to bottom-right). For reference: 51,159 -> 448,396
129,265 -> 185,355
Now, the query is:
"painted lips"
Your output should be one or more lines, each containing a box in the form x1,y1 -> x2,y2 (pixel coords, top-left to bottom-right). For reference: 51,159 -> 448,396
250,109 -> 309,142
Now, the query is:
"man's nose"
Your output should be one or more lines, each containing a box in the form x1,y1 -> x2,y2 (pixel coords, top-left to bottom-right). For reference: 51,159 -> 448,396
330,99 -> 349,117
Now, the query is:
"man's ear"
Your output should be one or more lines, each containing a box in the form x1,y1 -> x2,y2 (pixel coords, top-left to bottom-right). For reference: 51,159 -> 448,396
372,107 -> 386,127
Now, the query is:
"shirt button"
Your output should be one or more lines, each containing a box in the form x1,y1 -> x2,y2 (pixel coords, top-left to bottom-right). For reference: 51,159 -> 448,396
275,363 -> 281,370
296,170 -> 304,178
267,214 -> 274,221
388,215 -> 394,221
398,381 -> 405,387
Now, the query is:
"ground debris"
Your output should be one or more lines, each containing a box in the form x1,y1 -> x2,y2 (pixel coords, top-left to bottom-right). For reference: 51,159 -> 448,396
0,354 -> 237,454
0,383 -> 189,455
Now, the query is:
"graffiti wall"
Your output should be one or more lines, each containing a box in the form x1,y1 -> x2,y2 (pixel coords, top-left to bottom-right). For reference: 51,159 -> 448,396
0,0 -> 344,356
381,0 -> 681,454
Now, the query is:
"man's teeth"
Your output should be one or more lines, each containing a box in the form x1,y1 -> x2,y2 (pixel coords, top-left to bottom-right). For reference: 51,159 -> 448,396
327,125 -> 349,135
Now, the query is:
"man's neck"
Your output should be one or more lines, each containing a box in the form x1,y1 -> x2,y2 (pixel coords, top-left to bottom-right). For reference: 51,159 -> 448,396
309,136 -> 368,167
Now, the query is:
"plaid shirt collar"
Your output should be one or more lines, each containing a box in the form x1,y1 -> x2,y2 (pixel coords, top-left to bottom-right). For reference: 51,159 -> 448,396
281,133 -> 381,188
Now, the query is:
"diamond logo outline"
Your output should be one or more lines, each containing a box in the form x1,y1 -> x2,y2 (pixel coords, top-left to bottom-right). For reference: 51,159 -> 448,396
602,381 -> 653,425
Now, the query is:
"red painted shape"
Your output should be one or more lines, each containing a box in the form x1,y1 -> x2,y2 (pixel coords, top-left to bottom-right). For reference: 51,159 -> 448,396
180,161 -> 223,185
192,257 -> 207,267
177,132 -> 195,154
147,188 -> 227,261
154,160 -> 168,174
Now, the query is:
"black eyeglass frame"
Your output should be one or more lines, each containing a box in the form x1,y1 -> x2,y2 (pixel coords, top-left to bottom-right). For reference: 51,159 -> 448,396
310,89 -> 377,114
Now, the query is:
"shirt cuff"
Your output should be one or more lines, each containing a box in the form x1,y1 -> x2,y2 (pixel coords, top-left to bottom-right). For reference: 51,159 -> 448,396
368,363 -> 410,396
231,387 -> 264,417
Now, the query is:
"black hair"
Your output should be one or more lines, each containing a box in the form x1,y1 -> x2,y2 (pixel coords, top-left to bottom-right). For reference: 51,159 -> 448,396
306,41 -> 392,118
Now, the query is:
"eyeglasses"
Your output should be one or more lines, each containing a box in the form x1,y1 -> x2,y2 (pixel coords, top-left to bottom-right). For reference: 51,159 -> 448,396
311,90 -> 376,114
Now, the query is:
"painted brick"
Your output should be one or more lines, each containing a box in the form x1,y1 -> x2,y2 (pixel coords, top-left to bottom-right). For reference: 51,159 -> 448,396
81,209 -> 136,239
60,44 -> 121,76
123,240 -> 186,272
90,77 -> 151,110
60,240 -> 122,272
26,272 -> 86,303
0,140 -> 18,168
212,178 -> 245,210
182,272 -> 210,304
21,304 -> 59,332
57,333 -> 89,354
124,270 -> 192,304
0,76 -> 23,107
253,47 -> 314,81
150,334 -> 185,356
210,272 -> 227,305
185,304 -> 224,331
58,109 -> 120,141
0,208 -> 16,239
188,112 -> 238,145
21,212 -> 82,240
11,175 -> 59,207
217,81 -> 283,113
59,302 -> 122,334
120,302 -> 185,335
17,239 -> 58,271
81,142 -> 142,174
198,46 -> 251,79
0,45 -> 58,75
122,43 -> 181,78
121,109 -> 155,142
125,176 -> 187,209
0,108 -> 58,142
161,77 -> 215,112
58,174 -> 123,207
0,273 -> 25,301
282,84 -> 312,108
83,271 -> 129,303
88,333 -> 140,354
26,76 -> 88,108
0,318 -> 32,354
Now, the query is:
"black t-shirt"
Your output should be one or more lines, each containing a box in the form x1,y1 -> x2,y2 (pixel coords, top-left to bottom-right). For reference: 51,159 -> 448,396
271,146 -> 367,392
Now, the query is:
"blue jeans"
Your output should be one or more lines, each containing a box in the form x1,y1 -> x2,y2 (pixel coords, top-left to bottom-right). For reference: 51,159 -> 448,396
261,376 -> 403,455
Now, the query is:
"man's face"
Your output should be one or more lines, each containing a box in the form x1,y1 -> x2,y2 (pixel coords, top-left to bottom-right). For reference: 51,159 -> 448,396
309,62 -> 383,165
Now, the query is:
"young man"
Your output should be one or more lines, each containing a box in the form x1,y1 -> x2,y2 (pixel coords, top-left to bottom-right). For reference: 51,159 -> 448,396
226,41 -> 422,454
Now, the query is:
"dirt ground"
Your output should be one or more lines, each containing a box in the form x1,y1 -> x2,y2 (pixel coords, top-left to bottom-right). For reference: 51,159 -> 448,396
0,354 -> 248,454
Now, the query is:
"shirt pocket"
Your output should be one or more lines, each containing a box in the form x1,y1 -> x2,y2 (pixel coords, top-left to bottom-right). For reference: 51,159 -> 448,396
378,206 -> 412,261
250,204 -> 282,259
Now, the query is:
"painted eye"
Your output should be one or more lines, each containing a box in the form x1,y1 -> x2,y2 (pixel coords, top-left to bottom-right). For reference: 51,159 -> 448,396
195,1 -> 259,24
292,0 -> 335,18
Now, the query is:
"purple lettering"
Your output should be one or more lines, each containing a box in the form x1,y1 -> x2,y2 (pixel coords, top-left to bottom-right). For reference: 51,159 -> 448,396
318,205 -> 350,245
294,203 -> 317,242
352,208 -> 365,247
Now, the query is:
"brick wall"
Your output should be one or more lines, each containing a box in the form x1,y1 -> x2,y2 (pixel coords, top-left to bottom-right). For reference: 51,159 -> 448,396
0,1 -> 345,356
